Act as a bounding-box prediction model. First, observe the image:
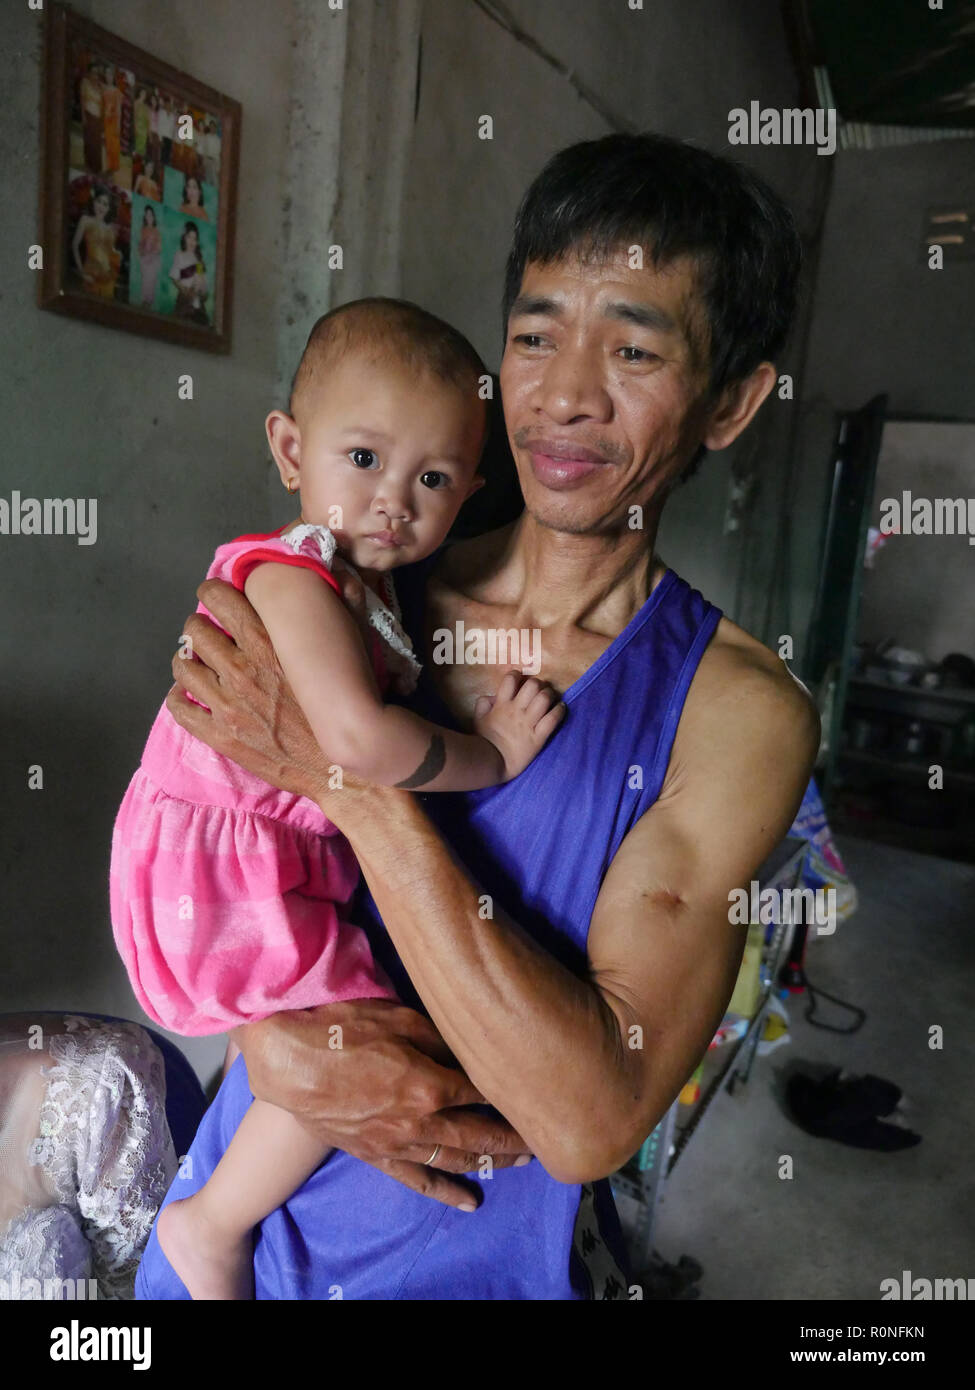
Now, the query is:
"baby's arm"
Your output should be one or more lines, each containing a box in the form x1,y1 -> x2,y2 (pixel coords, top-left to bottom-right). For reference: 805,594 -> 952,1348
243,563 -> 564,792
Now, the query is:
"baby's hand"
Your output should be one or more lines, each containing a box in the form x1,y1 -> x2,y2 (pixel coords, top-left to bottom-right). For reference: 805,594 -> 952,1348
473,670 -> 566,782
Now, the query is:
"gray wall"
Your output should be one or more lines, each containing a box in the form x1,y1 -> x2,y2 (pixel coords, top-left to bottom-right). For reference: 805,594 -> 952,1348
793,139 -> 975,677
0,0 -> 303,1080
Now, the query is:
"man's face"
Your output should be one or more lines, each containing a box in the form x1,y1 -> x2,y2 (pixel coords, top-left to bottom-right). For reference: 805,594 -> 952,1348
499,246 -> 714,535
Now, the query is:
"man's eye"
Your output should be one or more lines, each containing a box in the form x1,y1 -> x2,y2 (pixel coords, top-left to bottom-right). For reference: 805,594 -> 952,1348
619,346 -> 655,363
420,470 -> 448,489
514,333 -> 545,347
349,448 -> 379,468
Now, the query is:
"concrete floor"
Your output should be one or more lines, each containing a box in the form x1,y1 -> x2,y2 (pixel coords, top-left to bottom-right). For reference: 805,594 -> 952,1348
631,834 -> 975,1300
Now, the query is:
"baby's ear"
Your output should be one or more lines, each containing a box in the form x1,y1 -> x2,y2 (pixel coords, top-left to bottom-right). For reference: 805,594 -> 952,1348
265,410 -> 301,475
464,474 -> 487,500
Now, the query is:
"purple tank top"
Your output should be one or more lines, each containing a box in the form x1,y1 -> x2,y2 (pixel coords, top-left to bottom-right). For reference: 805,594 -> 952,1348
136,552 -> 722,1301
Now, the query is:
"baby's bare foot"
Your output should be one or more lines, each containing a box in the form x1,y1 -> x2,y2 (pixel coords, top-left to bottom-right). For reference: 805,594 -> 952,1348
157,1196 -> 254,1300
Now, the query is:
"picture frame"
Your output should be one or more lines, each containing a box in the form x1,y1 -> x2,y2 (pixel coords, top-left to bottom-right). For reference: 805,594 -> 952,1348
38,2 -> 241,353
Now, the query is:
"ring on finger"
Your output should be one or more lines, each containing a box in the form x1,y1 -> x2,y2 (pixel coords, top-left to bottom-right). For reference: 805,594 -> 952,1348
424,1144 -> 442,1166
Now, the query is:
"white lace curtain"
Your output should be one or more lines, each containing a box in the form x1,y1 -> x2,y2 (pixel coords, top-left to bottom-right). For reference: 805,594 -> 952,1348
0,1013 -> 177,1300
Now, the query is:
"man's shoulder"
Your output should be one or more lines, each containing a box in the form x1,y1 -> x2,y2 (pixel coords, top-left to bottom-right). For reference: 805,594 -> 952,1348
685,611 -> 820,760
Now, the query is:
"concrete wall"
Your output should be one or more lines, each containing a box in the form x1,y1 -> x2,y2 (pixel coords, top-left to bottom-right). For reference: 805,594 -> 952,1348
398,0 -> 830,636
0,0 -> 305,1081
266,0 -> 420,524
793,139 -> 975,677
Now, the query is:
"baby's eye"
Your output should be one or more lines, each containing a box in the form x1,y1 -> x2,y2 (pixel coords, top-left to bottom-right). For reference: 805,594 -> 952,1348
420,470 -> 448,489
349,448 -> 379,469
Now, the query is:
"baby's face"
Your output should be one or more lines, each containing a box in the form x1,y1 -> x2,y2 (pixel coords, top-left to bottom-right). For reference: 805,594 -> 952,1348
290,355 -> 485,573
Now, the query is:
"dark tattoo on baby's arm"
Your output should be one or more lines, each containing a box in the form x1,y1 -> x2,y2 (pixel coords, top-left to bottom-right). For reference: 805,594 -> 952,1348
394,734 -> 446,789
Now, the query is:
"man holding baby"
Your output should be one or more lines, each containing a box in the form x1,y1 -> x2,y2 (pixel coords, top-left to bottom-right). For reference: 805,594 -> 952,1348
137,132 -> 818,1300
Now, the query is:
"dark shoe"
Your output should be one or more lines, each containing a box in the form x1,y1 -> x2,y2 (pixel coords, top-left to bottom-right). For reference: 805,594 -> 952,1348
832,1069 -> 903,1116
787,1074 -> 921,1150
830,1115 -> 921,1151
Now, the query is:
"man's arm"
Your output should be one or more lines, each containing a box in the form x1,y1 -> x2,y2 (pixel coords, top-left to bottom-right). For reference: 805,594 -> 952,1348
169,581 -> 818,1185
336,648 -> 819,1181
579,650 -> 821,1170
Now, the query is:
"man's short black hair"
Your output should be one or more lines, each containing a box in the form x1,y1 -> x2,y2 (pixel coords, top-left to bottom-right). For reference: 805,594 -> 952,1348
502,133 -> 803,478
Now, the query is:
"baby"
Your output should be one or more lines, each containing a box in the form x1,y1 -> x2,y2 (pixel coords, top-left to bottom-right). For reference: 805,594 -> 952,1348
109,298 -> 565,1299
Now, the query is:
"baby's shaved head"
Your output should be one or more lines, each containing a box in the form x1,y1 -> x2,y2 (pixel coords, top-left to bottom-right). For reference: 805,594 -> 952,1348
289,297 -> 490,452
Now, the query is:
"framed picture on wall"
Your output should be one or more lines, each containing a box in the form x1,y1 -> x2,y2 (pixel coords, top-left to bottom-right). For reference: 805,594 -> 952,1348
37,2 -> 241,353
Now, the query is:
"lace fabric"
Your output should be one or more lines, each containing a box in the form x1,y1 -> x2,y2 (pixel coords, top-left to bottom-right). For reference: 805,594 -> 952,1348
0,1014 -> 177,1300
0,1206 -> 93,1296
280,523 -> 423,694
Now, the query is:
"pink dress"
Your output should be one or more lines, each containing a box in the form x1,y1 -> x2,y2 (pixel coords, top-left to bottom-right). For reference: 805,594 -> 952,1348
109,523 -> 421,1036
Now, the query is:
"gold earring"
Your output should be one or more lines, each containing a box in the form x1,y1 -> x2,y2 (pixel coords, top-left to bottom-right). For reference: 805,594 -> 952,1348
287,477 -> 298,493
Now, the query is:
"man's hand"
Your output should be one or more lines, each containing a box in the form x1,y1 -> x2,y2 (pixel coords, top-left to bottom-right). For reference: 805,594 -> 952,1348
166,574 -> 371,812
231,1001 -> 532,1210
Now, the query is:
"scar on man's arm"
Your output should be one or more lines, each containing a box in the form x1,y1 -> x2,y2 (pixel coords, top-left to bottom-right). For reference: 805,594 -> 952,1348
394,734 -> 446,789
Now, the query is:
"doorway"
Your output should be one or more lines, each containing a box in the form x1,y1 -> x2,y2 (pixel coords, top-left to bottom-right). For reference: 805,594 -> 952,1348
809,412 -> 975,861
